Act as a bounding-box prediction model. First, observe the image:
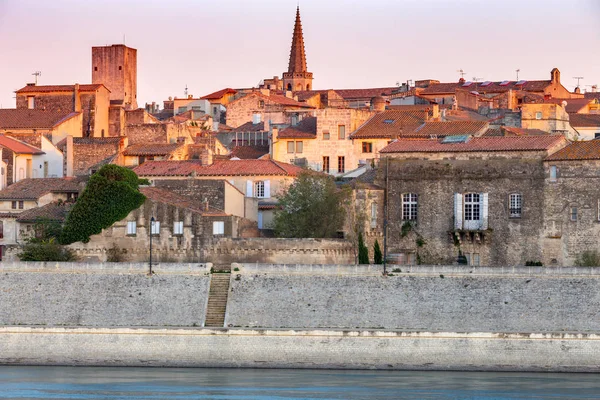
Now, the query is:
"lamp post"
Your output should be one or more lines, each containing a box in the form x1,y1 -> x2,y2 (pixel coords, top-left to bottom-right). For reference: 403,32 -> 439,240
149,216 -> 155,275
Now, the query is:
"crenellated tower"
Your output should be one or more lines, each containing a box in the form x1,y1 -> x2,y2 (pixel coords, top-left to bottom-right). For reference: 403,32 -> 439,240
282,7 -> 313,92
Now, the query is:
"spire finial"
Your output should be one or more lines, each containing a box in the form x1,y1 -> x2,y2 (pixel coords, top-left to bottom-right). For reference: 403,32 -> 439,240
287,5 -> 307,73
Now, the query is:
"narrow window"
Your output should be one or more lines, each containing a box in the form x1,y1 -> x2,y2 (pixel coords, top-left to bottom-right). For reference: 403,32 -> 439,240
173,221 -> 184,235
323,156 -> 330,173
287,141 -> 295,153
338,125 -> 346,140
362,142 -> 373,153
258,100 -> 265,108
598,199 -> 600,222
473,253 -> 481,266
11,201 -> 17,209
295,141 -> 303,153
509,193 -> 522,218
118,66 -> 122,70
370,203 -> 377,228
213,221 -> 225,235
535,111 -> 542,120
402,193 -> 418,221
18,201 -> 23,210
550,165 -> 557,181
27,96 -> 35,109
323,131 -> 330,140
464,193 -> 481,221
570,207 -> 578,222
127,221 -> 137,235
254,181 -> 265,198
151,220 -> 160,235
338,156 -> 345,173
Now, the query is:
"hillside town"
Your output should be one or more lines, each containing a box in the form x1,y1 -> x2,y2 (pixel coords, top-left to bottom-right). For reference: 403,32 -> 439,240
0,6 -> 599,268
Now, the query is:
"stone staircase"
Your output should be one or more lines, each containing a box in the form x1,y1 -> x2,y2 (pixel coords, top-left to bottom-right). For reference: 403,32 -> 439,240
204,266 -> 231,327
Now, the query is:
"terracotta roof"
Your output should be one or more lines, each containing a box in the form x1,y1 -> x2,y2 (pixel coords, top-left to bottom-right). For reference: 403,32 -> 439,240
140,187 -> 228,216
123,143 -> 182,156
545,98 -> 593,113
135,159 -> 303,177
0,178 -> 83,200
0,135 -> 44,154
232,121 -> 266,132
229,145 -> 269,159
214,123 -> 234,132
545,141 -> 600,161
569,114 -> 600,128
349,110 -> 426,139
500,127 -> 550,136
16,201 -> 72,223
278,116 -> 317,139
380,135 -> 567,154
0,109 -> 80,129
200,88 -> 237,100
420,80 -> 552,95
55,136 -> 123,149
333,87 -> 397,100
15,84 -> 107,93
294,91 -> 323,102
230,92 -> 314,109
584,92 -> 600,101
409,121 -> 489,138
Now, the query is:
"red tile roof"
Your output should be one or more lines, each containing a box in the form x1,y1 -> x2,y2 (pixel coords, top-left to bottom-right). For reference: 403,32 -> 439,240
200,88 -> 237,100
569,113 -> 600,128
140,186 -> 228,216
0,178 -> 84,200
230,92 -> 314,109
0,134 -> 44,154
16,201 -> 72,223
232,121 -> 266,132
134,159 -> 303,177
584,92 -> 600,101
380,135 -> 567,154
0,109 -> 80,129
229,145 -> 269,159
420,80 -> 552,95
123,143 -> 183,156
278,116 -> 317,139
349,110 -> 426,139
545,98 -> 593,113
333,87 -> 397,100
545,140 -> 600,161
409,121 -> 489,138
16,84 -> 107,93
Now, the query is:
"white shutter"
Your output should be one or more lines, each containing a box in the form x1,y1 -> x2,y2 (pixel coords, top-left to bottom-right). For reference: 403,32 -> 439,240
454,193 -> 463,230
481,192 -> 489,230
264,180 -> 271,198
246,180 -> 253,197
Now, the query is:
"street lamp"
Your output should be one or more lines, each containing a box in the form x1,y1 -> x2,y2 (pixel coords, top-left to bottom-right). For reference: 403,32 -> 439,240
149,216 -> 155,275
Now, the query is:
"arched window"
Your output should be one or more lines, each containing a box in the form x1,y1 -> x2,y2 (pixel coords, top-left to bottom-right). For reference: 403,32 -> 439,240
370,202 -> 377,228
402,193 -> 418,221
287,83 -> 292,91
306,84 -> 310,90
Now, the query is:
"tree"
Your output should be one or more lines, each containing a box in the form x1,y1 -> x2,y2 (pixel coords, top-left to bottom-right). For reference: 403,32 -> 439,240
61,165 -> 146,244
373,239 -> 383,264
358,232 -> 369,264
272,172 -> 349,238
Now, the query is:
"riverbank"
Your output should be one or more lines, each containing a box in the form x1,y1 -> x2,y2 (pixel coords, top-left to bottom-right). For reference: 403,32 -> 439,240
1,327 -> 599,372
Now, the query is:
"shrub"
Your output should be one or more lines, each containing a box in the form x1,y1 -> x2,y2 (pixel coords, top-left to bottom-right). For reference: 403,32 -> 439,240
19,238 -> 76,262
373,239 -> 383,264
575,251 -> 600,267
358,232 -> 369,264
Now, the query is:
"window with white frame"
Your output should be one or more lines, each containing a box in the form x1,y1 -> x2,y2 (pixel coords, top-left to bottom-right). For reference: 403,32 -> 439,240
370,203 -> 377,228
126,221 -> 137,235
454,192 -> 489,230
255,181 -> 265,198
402,193 -> 418,221
173,221 -> 183,235
213,221 -> 225,235
509,193 -> 522,218
535,111 -> 542,120
464,193 -> 481,221
550,165 -> 557,181
151,220 -> 160,235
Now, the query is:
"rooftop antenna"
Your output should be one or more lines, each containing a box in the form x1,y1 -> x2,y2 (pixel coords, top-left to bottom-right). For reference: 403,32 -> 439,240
472,77 -> 481,83
32,71 -> 41,85
184,85 -> 188,97
457,69 -> 466,80
123,34 -> 125,45
573,77 -> 584,88
516,69 -> 520,81
585,84 -> 597,93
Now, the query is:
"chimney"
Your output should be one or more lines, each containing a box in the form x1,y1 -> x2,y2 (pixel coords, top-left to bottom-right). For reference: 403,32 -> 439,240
64,135 -> 74,177
74,84 -> 81,112
432,103 -> 440,120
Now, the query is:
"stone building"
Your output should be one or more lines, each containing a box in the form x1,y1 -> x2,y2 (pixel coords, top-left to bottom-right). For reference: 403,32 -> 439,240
378,135 -> 569,266
568,114 -> 600,140
282,7 -> 313,92
92,44 -> 137,109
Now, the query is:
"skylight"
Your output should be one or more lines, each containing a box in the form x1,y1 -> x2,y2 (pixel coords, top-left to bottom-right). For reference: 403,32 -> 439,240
480,81 -> 492,87
462,81 -> 473,87
499,80 -> 510,86
515,80 -> 527,86
441,135 -> 471,144
383,119 -> 395,124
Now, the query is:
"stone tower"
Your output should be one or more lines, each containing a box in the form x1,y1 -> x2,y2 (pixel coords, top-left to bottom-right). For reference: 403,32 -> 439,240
282,7 -> 313,92
92,44 -> 138,109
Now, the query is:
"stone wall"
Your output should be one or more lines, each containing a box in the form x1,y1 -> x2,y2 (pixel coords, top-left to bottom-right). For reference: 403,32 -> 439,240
227,264 -> 600,332
154,179 -> 226,210
0,262 -> 210,327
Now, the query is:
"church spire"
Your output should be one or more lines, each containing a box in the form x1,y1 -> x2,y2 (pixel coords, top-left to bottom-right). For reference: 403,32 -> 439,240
287,6 -> 308,73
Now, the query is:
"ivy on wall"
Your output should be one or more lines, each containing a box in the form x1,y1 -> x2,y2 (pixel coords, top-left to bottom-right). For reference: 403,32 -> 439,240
60,165 -> 146,244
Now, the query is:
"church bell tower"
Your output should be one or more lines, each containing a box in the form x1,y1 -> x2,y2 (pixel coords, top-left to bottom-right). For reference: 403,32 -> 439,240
282,7 -> 313,92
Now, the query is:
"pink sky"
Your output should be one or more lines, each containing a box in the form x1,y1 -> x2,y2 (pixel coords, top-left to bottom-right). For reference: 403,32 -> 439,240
0,0 -> 599,108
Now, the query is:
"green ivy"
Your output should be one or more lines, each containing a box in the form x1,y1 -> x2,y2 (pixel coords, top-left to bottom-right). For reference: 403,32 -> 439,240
60,165 -> 146,244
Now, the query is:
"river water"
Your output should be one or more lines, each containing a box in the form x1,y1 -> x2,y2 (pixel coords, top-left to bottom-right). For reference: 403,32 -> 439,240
0,367 -> 598,399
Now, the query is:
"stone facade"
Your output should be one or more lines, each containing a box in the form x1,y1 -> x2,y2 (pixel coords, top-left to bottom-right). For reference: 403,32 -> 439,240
92,44 -> 138,109
226,92 -> 313,129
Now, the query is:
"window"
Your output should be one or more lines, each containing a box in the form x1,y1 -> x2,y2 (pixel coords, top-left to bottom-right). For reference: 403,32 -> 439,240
118,66 -> 122,70
323,156 -> 330,173
464,193 -> 481,221
255,181 -> 265,198
402,193 -> 418,221
173,221 -> 184,235
295,141 -> 303,153
535,111 -> 542,120
151,220 -> 160,235
362,142 -> 373,153
18,201 -> 23,209
393,252 -> 416,265
0,221 -> 3,239
258,100 -> 265,108
177,106 -> 187,114
570,207 -> 578,222
509,194 -> 522,218
213,107 -> 218,114
287,141 -> 303,154
370,203 -> 377,228
11,201 -> 17,209
550,165 -> 557,181
338,156 -> 345,173
213,221 -> 225,235
323,131 -> 330,140
94,66 -> 98,71
287,141 -> 295,153
595,133 -> 600,139
472,253 -> 480,266
27,96 -> 35,109
67,193 -> 78,201
338,125 -> 346,140
598,199 -> 600,222
126,221 -> 137,235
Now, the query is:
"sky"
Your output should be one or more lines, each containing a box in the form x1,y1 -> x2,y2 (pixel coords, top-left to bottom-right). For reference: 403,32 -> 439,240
0,0 -> 599,108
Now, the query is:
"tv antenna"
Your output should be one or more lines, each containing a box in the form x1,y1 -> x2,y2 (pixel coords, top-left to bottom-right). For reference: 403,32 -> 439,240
472,77 -> 481,83
573,77 -> 584,87
516,69 -> 520,80
457,69 -> 466,79
32,71 -> 41,85
585,84 -> 597,93
184,84 -> 188,97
